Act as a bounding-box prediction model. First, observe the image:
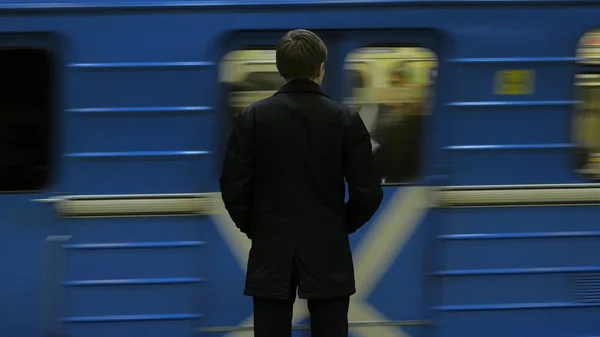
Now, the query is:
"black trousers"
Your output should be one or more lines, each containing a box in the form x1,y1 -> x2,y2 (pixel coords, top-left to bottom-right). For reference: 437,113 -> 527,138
253,296 -> 350,337
252,257 -> 350,337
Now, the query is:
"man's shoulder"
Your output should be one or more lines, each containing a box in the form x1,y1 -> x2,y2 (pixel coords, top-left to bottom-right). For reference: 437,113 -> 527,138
320,98 -> 358,124
321,95 -> 352,114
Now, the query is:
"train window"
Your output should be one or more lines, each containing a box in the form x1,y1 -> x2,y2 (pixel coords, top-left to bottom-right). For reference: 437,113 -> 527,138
345,47 -> 437,185
575,30 -> 600,180
0,48 -> 52,192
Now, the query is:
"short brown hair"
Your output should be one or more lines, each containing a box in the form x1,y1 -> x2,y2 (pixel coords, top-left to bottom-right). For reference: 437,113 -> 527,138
276,29 -> 327,80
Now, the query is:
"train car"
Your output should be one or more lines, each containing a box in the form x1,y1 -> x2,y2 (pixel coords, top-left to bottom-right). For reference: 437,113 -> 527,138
1,1 -> 600,337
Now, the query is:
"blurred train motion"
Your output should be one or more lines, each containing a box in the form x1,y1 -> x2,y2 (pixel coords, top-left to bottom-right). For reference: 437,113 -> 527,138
1,1 -> 600,337
576,31 -> 600,176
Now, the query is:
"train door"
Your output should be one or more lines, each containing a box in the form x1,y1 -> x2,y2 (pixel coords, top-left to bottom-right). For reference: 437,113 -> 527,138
207,30 -> 442,337
0,38 -> 59,337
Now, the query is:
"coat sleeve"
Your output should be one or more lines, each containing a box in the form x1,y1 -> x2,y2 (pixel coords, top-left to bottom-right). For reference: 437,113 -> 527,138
220,107 -> 255,238
343,109 -> 384,234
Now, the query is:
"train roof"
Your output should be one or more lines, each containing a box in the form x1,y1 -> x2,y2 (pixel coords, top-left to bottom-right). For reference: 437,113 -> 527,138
0,0 -> 598,11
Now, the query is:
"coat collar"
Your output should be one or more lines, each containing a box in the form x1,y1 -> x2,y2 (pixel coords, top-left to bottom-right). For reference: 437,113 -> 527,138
275,78 -> 330,98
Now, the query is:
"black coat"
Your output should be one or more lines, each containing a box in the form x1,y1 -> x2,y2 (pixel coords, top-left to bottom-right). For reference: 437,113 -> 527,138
220,79 -> 383,300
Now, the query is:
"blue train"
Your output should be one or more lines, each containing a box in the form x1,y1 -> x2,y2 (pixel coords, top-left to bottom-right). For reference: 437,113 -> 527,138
1,0 -> 600,336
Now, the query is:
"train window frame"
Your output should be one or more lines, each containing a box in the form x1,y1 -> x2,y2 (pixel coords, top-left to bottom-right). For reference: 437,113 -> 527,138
574,30 -> 600,181
344,45 -> 438,186
0,46 -> 54,193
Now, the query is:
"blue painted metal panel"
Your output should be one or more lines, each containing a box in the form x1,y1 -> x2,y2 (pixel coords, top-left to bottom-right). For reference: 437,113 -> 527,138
435,206 -> 600,336
61,216 -> 210,335
0,0 -> 600,11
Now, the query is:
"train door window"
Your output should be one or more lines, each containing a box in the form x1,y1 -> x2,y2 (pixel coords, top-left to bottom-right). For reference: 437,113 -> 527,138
575,30 -> 600,180
345,47 -> 437,185
0,48 -> 52,192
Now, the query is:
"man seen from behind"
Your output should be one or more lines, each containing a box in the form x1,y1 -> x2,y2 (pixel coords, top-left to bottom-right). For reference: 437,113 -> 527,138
220,29 -> 384,337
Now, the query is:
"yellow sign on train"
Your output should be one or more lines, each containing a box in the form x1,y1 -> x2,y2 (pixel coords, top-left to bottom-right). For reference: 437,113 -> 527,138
494,69 -> 535,95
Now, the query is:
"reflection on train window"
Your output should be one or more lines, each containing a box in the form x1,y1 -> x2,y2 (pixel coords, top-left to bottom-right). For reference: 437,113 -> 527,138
0,48 -> 53,192
345,47 -> 437,185
575,30 -> 600,180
